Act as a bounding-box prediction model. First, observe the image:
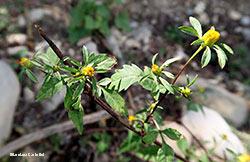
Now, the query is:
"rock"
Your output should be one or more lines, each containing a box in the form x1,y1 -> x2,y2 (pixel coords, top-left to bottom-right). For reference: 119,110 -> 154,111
7,46 -> 28,56
84,41 -> 99,54
242,28 -> 250,41
28,8 -> 51,22
229,10 -> 242,21
76,37 -> 91,47
23,86 -> 35,102
157,121 -> 192,155
106,28 -> 125,65
125,39 -> 141,49
240,16 -> 250,26
41,87 -> 66,114
198,13 -> 210,25
6,33 -> 27,45
17,15 -> 26,28
194,1 -> 206,14
177,75 -> 248,127
182,106 -> 247,159
0,61 -> 20,145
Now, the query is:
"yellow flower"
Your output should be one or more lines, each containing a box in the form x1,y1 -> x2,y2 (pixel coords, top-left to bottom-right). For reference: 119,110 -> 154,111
238,154 -> 250,162
201,28 -> 220,47
221,134 -> 227,140
82,66 -> 94,76
150,103 -> 156,109
152,64 -> 161,75
20,57 -> 33,68
181,87 -> 191,96
198,86 -> 205,92
128,115 -> 135,122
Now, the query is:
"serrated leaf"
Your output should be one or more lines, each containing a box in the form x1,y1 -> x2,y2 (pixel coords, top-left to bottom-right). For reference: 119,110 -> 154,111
152,53 -> 158,65
161,57 -> 181,69
191,39 -> 204,46
159,77 -> 174,94
222,43 -> 234,54
143,130 -> 158,144
36,77 -> 63,101
162,128 -> 181,140
68,110 -> 84,135
72,80 -> 85,100
189,17 -> 202,38
110,64 -> 143,91
214,45 -> 227,69
201,46 -> 211,68
179,26 -> 199,37
98,78 -> 112,86
82,45 -> 89,66
101,87 -> 128,116
159,134 -> 175,162
65,85 -> 74,110
25,69 -> 38,83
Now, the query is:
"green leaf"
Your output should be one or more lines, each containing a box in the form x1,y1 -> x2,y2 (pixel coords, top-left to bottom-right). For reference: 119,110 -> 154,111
82,45 -> 89,66
92,77 -> 96,96
85,16 -> 96,29
158,134 -> 175,162
30,60 -> 44,68
187,74 -> 198,87
72,96 -> 83,111
222,43 -> 234,54
65,85 -> 74,110
177,138 -> 188,154
154,111 -> 163,125
68,110 -> 84,135
189,17 -> 202,38
72,80 -> 85,100
101,87 -> 128,116
161,57 -> 181,69
162,71 -> 174,79
59,65 -> 78,73
96,86 -> 102,98
142,130 -> 158,144
110,64 -> 143,91
214,45 -> 227,69
115,12 -> 131,32
18,68 -> 25,83
134,145 -> 160,161
162,128 -> 181,140
159,77 -> 174,94
68,58 -> 82,67
201,46 -> 211,68
97,5 -> 111,20
152,53 -> 158,65
25,69 -> 38,83
94,54 -> 116,70
191,39 -> 204,46
186,74 -> 190,84
98,78 -> 112,86
36,77 -> 63,101
178,26 -> 199,37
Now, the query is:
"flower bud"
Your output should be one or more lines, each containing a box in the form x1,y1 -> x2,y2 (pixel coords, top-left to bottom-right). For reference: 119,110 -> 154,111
202,29 -> 220,47
181,87 -> 191,96
152,64 -> 161,76
53,65 -> 59,72
20,57 -> 33,68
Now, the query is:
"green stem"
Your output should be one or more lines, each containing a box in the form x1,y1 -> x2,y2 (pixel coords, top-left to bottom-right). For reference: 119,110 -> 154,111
171,45 -> 204,85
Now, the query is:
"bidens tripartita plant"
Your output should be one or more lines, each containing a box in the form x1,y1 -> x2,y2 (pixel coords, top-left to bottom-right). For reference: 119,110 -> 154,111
19,17 -> 236,161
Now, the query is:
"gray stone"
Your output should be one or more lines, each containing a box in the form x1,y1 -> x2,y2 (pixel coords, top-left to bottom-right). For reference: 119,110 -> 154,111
84,41 -> 99,54
240,16 -> 250,26
7,46 -> 28,56
23,87 -> 35,102
242,28 -> 250,41
177,75 -> 248,127
182,106 -> 247,159
194,1 -> 206,14
0,61 -> 20,145
198,13 -> 210,25
28,8 -> 51,22
6,33 -> 27,45
229,10 -> 242,21
17,15 -> 26,28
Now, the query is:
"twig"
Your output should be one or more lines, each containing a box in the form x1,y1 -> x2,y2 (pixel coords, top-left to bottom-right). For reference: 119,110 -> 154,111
35,25 -> 189,162
0,111 -> 110,158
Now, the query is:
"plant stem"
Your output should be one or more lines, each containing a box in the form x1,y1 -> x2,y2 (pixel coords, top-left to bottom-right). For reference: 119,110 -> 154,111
144,46 -> 204,123
35,26 -> 189,162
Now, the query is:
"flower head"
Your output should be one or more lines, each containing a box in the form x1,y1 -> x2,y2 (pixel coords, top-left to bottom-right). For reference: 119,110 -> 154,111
221,134 -> 227,140
238,154 -> 250,162
128,115 -> 135,122
202,28 -> 220,47
152,64 -> 161,75
181,87 -> 191,97
82,66 -> 94,76
20,57 -> 33,68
